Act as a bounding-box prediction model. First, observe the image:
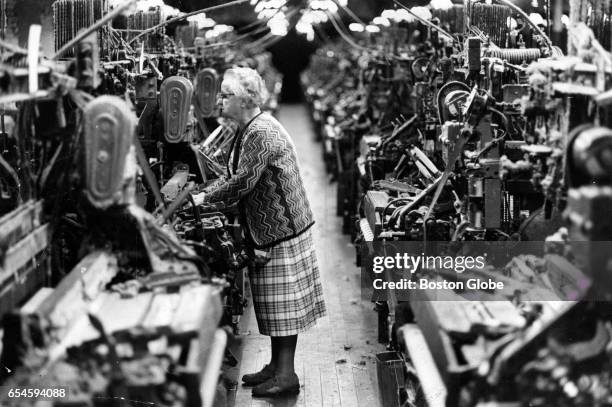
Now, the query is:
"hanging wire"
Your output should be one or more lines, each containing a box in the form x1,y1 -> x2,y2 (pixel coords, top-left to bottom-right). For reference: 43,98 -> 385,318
469,26 -> 489,43
226,21 -> 277,44
251,8 -> 301,51
254,28 -> 290,49
325,10 -> 376,52
109,28 -> 135,54
128,0 -> 251,45
393,0 -> 459,44
200,6 -> 300,50
0,38 -> 27,54
252,33 -> 283,51
329,0 -> 368,26
325,9 -> 414,59
237,5 -> 284,33
313,22 -> 332,43
247,32 -> 275,49
196,23 -> 271,49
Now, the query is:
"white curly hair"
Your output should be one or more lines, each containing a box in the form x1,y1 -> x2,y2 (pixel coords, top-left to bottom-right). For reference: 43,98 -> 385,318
222,67 -> 269,108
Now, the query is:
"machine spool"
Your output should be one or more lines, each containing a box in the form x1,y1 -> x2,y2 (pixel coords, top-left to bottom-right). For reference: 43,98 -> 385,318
484,48 -> 542,64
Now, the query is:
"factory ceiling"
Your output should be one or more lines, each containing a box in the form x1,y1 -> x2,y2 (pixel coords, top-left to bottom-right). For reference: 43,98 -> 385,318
162,0 -> 540,27
162,0 -> 396,25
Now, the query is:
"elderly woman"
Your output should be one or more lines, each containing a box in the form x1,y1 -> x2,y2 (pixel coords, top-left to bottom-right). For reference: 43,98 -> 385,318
200,67 -> 326,397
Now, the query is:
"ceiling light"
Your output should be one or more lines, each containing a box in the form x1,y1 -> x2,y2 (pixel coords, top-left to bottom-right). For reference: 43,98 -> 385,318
258,9 -> 277,19
373,16 -> 391,27
507,16 -> 517,30
381,9 -> 396,20
561,14 -> 570,26
430,0 -> 454,10
395,9 -> 410,21
529,12 -> 546,26
410,7 -> 432,21
188,14 -> 216,29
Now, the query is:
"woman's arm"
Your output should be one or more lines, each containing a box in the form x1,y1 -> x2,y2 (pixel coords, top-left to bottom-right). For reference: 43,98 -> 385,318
202,128 -> 272,206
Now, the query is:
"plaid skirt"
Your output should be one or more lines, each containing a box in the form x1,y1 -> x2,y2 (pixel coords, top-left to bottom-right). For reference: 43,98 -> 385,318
249,229 -> 326,336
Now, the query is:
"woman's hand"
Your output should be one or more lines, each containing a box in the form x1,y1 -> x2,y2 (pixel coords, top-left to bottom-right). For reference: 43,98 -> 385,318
192,192 -> 206,206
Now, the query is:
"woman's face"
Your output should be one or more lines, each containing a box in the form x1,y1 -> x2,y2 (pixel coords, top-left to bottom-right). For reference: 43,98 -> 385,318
217,78 -> 243,122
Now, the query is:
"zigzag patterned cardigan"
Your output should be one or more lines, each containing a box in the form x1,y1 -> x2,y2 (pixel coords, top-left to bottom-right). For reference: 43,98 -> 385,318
203,112 -> 315,249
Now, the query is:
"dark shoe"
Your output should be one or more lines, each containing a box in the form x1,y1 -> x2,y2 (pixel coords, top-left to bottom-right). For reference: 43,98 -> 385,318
241,364 -> 275,386
251,373 -> 300,397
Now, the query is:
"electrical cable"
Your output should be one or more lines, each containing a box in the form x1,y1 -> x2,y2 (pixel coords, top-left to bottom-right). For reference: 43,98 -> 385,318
503,61 -> 528,71
237,6 -> 298,39
128,0 -> 251,45
0,38 -> 27,54
110,28 -> 135,54
329,0 -> 368,27
237,6 -> 283,33
393,0 -> 459,44
199,6 -> 299,50
381,197 -> 413,229
313,23 -> 332,43
198,23 -> 271,49
250,7 -> 301,51
327,0 -> 428,59
252,33 -> 284,50
325,11 -> 374,52
247,32 -> 275,49
517,205 -> 544,238
488,107 -> 510,132
451,220 -> 470,241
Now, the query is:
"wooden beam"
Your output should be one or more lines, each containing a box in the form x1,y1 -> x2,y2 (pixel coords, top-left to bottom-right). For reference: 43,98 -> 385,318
0,223 -> 49,282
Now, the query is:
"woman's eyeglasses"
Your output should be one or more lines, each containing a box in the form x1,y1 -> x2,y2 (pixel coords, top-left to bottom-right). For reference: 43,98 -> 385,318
217,92 -> 235,100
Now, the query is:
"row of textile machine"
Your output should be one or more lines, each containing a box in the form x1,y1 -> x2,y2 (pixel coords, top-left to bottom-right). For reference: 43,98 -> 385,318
302,0 -> 612,405
0,0 -> 282,405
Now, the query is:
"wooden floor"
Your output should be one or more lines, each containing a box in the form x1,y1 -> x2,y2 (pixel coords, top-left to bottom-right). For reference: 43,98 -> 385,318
227,104 -> 384,407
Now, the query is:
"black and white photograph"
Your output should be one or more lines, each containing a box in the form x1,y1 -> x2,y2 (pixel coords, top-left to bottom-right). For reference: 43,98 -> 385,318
0,0 -> 610,405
